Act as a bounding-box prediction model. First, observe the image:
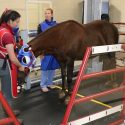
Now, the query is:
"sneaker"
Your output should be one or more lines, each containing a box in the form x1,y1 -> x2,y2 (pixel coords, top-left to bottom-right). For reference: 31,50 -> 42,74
41,87 -> 49,92
48,85 -> 56,89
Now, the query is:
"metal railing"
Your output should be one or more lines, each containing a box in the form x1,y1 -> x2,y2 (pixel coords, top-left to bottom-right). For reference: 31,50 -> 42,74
61,44 -> 125,125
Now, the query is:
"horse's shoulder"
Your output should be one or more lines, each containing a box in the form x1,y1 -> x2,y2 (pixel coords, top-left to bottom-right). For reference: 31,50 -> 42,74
61,20 -> 83,27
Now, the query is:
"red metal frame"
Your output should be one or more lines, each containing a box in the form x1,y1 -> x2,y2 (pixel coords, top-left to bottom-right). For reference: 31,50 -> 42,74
61,47 -> 125,125
0,91 -> 20,125
109,119 -> 124,125
113,22 -> 125,25
112,22 -> 125,35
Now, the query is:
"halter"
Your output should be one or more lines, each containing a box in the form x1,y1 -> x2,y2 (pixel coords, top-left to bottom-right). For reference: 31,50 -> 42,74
17,44 -> 36,68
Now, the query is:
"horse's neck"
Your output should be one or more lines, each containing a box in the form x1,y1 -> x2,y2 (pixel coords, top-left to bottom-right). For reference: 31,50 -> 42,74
30,36 -> 54,57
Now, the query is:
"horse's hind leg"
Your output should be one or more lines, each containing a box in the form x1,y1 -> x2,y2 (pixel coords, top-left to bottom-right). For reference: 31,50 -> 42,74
59,63 -> 67,99
64,59 -> 74,105
103,53 -> 118,88
109,53 -> 118,87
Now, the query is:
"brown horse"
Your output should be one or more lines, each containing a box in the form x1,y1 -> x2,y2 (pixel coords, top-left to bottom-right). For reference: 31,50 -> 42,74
27,20 -> 118,102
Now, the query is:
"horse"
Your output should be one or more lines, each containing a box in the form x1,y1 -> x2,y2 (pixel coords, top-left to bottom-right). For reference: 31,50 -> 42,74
26,20 -> 118,103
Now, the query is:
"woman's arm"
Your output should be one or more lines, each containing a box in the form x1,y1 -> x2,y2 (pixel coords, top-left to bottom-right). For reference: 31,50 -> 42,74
5,44 -> 24,71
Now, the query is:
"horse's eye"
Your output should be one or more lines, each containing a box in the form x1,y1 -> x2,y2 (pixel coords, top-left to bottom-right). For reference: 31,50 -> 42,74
24,48 -> 29,52
22,57 -> 26,64
22,56 -> 31,65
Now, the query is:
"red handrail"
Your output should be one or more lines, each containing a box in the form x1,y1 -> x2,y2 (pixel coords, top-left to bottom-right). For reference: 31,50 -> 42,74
119,32 -> 125,35
112,22 -> 125,35
61,47 -> 92,125
109,119 -> 124,125
112,22 -> 125,25
74,86 -> 125,105
0,91 -> 20,125
82,67 -> 125,80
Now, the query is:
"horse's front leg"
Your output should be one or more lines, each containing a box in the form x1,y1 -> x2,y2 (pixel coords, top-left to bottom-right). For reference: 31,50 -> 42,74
59,63 -> 67,99
65,60 -> 74,105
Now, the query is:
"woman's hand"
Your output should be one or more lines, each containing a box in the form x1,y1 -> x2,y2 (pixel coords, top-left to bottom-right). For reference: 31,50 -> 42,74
18,66 -> 25,72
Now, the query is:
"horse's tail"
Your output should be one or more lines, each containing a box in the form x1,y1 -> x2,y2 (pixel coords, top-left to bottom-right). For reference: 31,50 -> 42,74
112,24 -> 119,44
103,23 -> 119,70
108,24 -> 119,69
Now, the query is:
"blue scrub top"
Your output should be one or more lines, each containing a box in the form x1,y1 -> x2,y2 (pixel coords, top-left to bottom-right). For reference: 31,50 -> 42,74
40,19 -> 60,70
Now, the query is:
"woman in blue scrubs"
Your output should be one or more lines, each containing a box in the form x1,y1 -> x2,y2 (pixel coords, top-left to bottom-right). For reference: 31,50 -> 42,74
37,8 -> 60,92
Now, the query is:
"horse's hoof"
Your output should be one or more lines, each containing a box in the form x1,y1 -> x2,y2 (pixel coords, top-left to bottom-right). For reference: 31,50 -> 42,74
105,81 -> 119,88
59,91 -> 66,99
112,82 -> 119,88
64,96 -> 70,105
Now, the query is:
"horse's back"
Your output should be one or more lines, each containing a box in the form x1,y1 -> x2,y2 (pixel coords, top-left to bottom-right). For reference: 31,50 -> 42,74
84,20 -> 119,44
61,20 -> 119,60
61,20 -> 118,45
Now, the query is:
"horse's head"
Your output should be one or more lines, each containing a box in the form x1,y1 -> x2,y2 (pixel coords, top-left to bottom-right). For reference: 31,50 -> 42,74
17,44 -> 36,67
17,45 -> 36,92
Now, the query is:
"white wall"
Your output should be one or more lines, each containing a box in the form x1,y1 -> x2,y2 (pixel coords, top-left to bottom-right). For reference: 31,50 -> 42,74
0,0 -> 26,30
52,0 -> 83,23
110,0 -> 125,43
0,0 -> 125,33
0,0 -> 84,30
110,0 -> 125,22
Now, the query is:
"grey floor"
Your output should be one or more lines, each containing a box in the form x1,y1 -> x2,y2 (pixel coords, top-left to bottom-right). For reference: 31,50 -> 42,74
12,72 -> 125,125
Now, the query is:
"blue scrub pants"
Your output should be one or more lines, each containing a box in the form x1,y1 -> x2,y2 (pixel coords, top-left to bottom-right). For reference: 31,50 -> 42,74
40,70 -> 55,88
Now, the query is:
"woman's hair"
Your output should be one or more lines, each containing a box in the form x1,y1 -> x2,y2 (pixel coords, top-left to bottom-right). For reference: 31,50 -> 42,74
0,9 -> 21,25
46,8 -> 53,14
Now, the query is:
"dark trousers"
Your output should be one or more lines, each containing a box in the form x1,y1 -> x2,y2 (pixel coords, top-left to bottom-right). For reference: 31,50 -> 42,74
0,59 -> 13,118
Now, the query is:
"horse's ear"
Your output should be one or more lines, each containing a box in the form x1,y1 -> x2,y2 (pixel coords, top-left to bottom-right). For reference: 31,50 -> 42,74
28,45 -> 32,50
